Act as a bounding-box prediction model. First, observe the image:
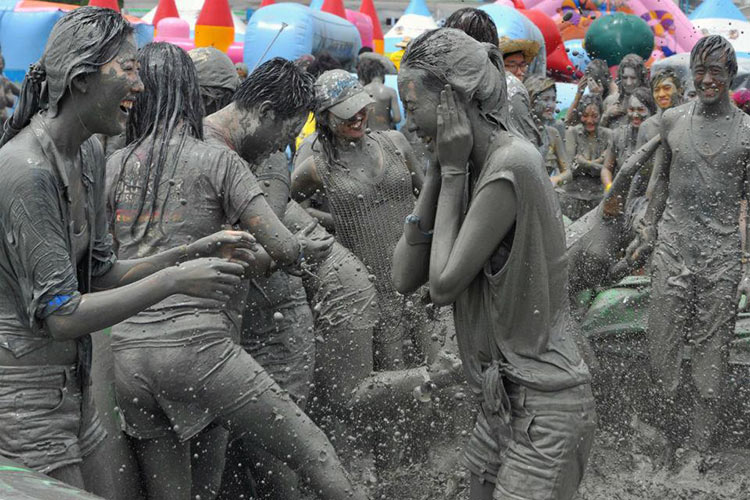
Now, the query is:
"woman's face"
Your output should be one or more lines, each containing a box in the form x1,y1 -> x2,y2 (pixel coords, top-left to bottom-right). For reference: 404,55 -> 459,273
83,34 -> 143,136
398,68 -> 440,143
533,87 -> 557,121
621,66 -> 640,95
328,107 -> 369,141
580,104 -> 600,133
627,95 -> 651,128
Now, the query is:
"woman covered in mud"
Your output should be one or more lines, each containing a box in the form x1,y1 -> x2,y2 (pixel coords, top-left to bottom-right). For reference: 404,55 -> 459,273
106,42 -> 366,500
601,86 -> 656,189
392,28 -> 596,500
291,69 -> 424,372
0,8 -> 255,496
524,74 -> 570,186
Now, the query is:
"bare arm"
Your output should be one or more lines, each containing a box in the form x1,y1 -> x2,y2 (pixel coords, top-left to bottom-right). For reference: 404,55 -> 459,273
255,152 -> 291,219
601,143 -> 616,187
550,128 -> 571,185
291,155 -> 324,202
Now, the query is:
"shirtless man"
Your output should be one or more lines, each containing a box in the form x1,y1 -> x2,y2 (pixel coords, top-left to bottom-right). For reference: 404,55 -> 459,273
357,58 -> 401,131
629,35 -> 750,455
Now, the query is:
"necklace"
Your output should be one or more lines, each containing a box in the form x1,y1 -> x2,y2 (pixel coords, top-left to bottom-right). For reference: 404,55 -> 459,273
689,102 -> 736,160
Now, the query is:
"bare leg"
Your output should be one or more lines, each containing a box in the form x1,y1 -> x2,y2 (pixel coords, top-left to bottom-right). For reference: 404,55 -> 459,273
469,474 -> 494,500
133,434 -> 191,500
81,439 -> 116,499
48,464 -> 86,490
191,426 -> 228,500
216,389 -> 368,500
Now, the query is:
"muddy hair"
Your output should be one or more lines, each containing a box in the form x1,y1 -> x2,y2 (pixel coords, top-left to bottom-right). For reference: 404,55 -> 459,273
576,93 -> 603,117
584,59 -> 612,101
443,8 -> 499,46
690,35 -> 738,81
524,74 -> 556,105
116,42 -> 204,241
357,58 -> 386,85
306,53 -> 343,78
615,54 -> 648,104
232,57 -> 315,120
0,6 -> 133,147
200,85 -> 235,115
628,86 -> 657,117
650,67 -> 684,93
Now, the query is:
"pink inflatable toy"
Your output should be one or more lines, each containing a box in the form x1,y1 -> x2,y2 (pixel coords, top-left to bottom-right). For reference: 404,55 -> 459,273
346,9 -> 374,48
153,16 -> 245,63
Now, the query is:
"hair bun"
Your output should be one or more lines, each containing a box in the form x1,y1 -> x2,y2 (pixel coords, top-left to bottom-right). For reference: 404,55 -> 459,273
27,62 -> 46,84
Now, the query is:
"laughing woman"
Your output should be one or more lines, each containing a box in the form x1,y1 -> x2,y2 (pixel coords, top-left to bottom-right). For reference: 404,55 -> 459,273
392,28 -> 596,500
0,8 -> 253,495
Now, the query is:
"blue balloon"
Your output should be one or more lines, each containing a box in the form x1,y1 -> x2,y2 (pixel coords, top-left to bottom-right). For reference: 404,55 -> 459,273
563,39 -> 591,74
478,4 -> 547,77
244,3 -> 361,68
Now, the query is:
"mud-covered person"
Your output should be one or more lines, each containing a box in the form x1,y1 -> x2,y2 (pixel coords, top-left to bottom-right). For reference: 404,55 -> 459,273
601,54 -> 648,129
601,87 -> 656,189
0,8 -> 255,495
565,59 -> 616,127
357,58 -> 401,131
0,50 -> 19,123
628,35 -> 750,458
188,46 -> 240,115
392,28 -> 595,500
107,42 -> 368,500
525,75 -> 571,186
558,93 -> 614,220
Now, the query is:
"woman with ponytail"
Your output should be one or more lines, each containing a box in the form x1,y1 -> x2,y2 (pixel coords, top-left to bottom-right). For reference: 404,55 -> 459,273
392,28 -> 596,500
0,7 -> 258,493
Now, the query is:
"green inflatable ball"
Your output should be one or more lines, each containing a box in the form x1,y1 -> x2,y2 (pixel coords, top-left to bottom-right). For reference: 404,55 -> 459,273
584,13 -> 654,67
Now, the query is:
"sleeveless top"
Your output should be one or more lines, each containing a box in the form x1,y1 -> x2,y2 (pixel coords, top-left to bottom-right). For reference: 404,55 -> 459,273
452,136 -> 590,397
313,131 -> 414,338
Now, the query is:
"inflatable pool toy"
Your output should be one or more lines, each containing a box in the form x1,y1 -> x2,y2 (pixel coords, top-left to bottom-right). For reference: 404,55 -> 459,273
383,0 -> 437,53
521,8 -> 579,80
194,0 -> 234,52
479,3 -> 546,77
584,13 -> 654,66
360,0 -> 384,53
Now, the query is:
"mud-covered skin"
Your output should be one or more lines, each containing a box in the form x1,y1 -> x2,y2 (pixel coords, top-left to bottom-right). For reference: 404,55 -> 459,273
394,30 -> 593,500
363,78 -> 401,131
630,38 -> 750,452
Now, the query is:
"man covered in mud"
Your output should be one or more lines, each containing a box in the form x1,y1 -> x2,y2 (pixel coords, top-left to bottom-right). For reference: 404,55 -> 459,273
629,35 -> 750,456
357,58 -> 401,131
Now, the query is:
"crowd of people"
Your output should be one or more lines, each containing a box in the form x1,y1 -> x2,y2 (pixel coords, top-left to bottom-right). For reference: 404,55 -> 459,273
0,5 -> 748,500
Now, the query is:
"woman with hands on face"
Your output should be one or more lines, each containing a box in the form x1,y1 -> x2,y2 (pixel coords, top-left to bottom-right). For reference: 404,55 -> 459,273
392,28 -> 594,500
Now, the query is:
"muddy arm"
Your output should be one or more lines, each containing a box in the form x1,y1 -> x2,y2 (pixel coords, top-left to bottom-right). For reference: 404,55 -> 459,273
602,136 -> 660,218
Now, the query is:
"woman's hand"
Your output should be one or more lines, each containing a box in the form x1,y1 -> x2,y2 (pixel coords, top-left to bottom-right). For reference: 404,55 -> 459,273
576,77 -> 588,96
168,258 -> 247,301
187,230 -> 257,263
296,221 -> 334,265
436,85 -> 473,177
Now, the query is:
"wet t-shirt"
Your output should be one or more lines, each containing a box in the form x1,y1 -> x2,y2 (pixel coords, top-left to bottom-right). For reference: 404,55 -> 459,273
453,136 -> 590,394
563,124 -> 613,201
106,134 -> 263,345
0,115 -> 116,357
658,103 -> 750,266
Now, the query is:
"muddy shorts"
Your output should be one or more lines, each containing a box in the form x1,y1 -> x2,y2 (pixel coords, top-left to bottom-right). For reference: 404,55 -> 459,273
464,381 -> 596,500
113,315 -> 278,442
0,364 -> 106,473
241,271 -> 315,406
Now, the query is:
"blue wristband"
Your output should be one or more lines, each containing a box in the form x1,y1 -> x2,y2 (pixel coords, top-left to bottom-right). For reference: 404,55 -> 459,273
405,214 -> 433,238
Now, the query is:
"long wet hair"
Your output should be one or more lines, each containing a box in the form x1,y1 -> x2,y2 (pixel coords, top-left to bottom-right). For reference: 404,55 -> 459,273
443,8 -> 499,46
616,54 -> 647,104
116,42 -> 204,241
0,6 -> 133,147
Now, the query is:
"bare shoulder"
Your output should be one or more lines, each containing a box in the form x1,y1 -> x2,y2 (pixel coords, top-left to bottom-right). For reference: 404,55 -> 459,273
489,134 -> 542,170
384,129 -> 412,153
661,102 -> 692,129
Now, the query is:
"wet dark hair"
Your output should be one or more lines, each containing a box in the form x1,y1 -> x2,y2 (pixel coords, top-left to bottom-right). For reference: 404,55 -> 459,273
233,57 -> 315,119
628,86 -> 656,117
359,46 -> 373,55
117,42 -> 204,241
443,8 -> 499,46
200,86 -> 234,115
650,67 -> 684,93
307,52 -> 343,78
584,59 -> 612,101
690,35 -> 738,81
577,93 -> 603,117
616,54 -> 647,104
357,58 -> 386,85
1,6 -> 133,147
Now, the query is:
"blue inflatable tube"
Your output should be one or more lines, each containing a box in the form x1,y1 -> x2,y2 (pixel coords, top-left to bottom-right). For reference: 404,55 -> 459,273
244,3 -> 361,68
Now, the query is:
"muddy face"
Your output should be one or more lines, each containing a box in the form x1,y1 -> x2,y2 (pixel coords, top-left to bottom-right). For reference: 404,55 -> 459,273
627,95 -> 651,129
581,104 -> 600,134
621,66 -> 639,96
652,77 -> 679,110
692,51 -> 730,106
83,34 -> 143,136
241,111 -> 307,162
533,87 -> 557,121
328,107 -> 368,141
398,69 -> 439,144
